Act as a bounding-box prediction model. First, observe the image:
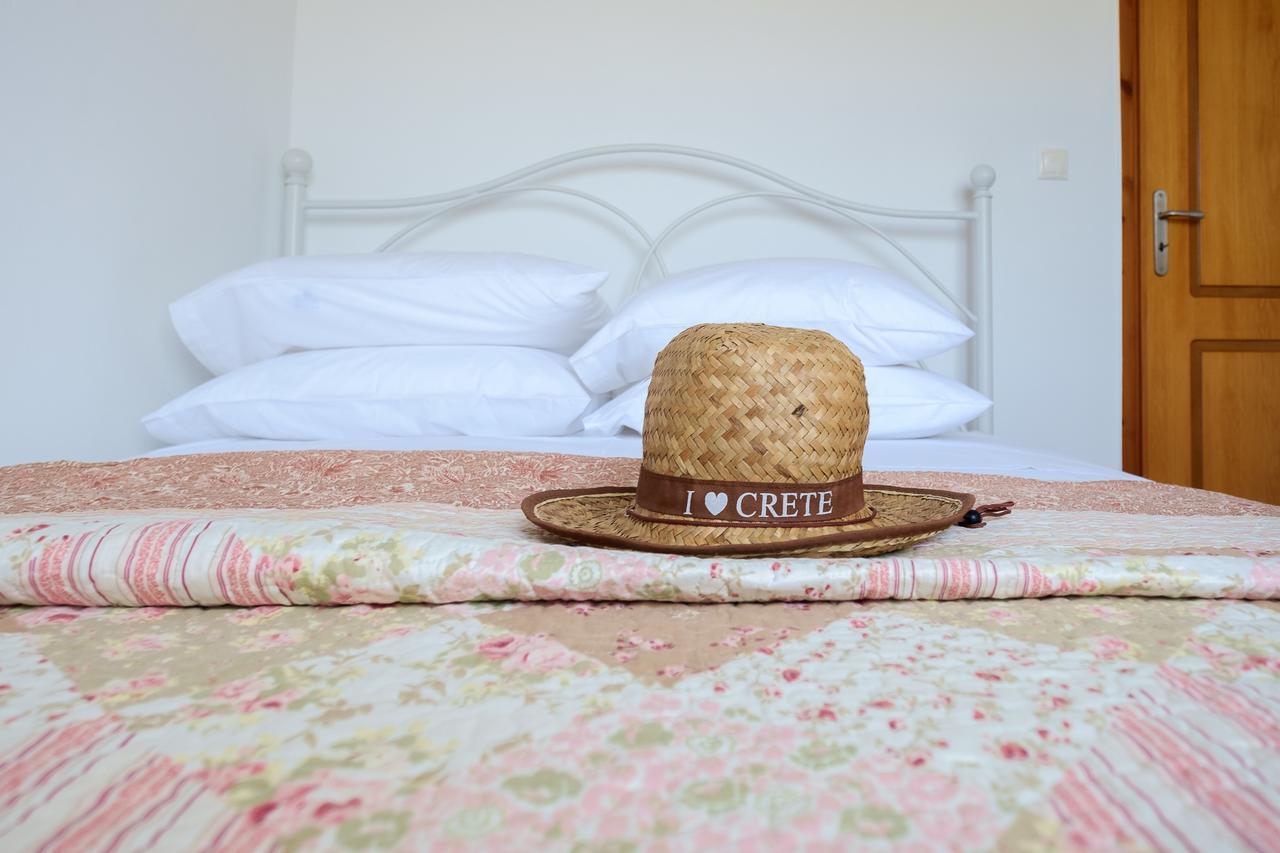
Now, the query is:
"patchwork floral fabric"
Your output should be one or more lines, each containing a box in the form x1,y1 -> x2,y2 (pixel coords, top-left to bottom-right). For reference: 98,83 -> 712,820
1,451 -> 1278,606
2,598 -> 1279,850
2,451 -> 1280,849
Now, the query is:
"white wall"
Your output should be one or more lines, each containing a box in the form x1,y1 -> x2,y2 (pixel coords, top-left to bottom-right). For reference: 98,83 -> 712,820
290,0 -> 1122,466
0,0 -> 296,464
0,1 -> 1122,467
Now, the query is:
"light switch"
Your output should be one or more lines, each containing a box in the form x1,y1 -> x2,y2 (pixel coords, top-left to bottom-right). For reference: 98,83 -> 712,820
1038,148 -> 1069,180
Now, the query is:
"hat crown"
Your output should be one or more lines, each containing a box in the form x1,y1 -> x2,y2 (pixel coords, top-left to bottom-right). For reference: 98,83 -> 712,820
641,323 -> 869,484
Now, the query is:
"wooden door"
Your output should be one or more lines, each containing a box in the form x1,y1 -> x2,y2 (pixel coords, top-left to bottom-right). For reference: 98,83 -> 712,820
1134,0 -> 1280,504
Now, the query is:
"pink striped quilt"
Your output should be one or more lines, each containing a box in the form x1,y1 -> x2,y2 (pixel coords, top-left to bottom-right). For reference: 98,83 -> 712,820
1,450 -> 1279,849
2,451 -> 1278,606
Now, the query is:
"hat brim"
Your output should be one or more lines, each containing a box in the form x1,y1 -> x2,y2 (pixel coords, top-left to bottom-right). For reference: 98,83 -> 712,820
521,484 -> 975,557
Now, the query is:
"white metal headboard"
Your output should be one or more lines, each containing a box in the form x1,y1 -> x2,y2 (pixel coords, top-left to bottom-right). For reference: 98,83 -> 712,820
280,144 -> 996,432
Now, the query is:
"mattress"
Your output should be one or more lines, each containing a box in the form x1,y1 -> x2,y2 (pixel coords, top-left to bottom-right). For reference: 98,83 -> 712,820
145,431 -> 1141,482
2,442 -> 1277,850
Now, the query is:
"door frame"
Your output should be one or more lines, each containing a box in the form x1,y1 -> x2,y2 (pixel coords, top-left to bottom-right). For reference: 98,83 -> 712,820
1120,0 -> 1142,474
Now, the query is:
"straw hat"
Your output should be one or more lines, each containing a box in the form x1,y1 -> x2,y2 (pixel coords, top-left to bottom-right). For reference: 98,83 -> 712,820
523,323 -> 975,556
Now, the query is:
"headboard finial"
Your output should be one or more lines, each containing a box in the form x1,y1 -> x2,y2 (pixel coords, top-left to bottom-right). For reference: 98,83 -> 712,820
969,164 -> 996,192
282,148 -> 313,185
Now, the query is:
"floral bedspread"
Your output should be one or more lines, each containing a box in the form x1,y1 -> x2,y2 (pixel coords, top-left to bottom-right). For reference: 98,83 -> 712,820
2,450 -> 1278,606
3,597 -> 1280,850
2,451 -> 1279,850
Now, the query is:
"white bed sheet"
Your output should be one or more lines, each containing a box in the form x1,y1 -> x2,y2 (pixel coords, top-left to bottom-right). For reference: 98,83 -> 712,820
145,431 -> 1138,482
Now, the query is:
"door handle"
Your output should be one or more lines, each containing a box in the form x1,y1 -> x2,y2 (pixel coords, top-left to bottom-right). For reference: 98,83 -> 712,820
1153,190 -> 1206,276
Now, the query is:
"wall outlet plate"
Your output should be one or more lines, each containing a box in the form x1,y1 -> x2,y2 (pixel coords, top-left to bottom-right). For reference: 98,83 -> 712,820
1038,148 -> 1069,180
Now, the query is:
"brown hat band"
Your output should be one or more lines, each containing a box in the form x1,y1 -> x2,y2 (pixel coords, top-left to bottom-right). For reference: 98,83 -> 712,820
628,467 -> 874,528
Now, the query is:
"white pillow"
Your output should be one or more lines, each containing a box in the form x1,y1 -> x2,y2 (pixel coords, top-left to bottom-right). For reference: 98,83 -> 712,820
582,366 -> 990,440
569,258 -> 971,393
143,346 -> 602,444
172,251 -> 611,374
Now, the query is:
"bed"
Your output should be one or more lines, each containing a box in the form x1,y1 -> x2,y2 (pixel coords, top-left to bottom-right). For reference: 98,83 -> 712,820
2,147 -> 1278,852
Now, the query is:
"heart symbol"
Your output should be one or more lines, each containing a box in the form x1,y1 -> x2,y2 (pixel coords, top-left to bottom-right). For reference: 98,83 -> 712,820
704,492 -> 729,516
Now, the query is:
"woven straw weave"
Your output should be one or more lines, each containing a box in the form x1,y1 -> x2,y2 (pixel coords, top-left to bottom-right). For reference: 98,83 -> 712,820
642,324 -> 868,483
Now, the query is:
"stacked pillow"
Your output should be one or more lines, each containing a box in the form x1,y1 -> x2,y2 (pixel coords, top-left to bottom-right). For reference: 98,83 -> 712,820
145,252 -> 611,443
574,259 -> 990,440
147,253 -> 989,446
